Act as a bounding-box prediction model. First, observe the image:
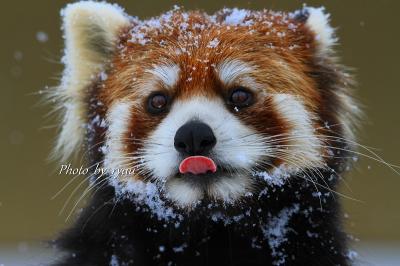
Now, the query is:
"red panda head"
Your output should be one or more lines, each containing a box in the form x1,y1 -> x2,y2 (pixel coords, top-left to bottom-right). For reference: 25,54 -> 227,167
53,2 -> 360,217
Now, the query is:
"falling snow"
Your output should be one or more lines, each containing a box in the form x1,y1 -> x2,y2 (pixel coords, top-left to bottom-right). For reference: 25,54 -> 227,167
36,31 -> 49,43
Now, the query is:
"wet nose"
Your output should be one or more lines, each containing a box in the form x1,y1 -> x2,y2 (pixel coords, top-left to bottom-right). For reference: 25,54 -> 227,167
174,121 -> 217,156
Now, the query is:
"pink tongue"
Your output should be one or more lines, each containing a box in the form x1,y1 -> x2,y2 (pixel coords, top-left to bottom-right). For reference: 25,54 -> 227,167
179,156 -> 217,175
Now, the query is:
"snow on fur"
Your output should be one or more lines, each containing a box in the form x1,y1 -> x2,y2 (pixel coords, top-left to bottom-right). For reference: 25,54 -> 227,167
263,204 -> 300,266
53,2 -> 336,161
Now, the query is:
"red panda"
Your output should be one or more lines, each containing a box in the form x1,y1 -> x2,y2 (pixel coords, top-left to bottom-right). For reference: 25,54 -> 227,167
50,1 -> 361,265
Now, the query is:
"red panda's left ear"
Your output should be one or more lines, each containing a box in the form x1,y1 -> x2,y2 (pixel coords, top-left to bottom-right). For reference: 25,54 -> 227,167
296,7 -> 337,56
54,1 -> 130,160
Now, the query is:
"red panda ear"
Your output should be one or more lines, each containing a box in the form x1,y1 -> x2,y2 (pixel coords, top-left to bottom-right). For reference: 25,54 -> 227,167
54,1 -> 130,160
295,7 -> 361,142
296,7 -> 337,56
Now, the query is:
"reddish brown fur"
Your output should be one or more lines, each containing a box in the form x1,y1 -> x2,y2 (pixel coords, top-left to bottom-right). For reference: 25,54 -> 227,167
53,5 -> 356,265
93,8 -> 345,179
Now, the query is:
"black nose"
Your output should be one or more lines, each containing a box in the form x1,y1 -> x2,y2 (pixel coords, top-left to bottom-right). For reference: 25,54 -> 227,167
174,121 -> 217,156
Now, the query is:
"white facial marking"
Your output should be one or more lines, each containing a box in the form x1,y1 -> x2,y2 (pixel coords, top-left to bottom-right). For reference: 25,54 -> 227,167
104,95 -> 326,208
104,101 -> 133,181
208,174 -> 252,202
104,101 -> 183,221
216,59 -> 254,87
147,63 -> 180,88
166,179 -> 203,206
272,93 -> 324,171
216,59 -> 264,95
142,97 -> 267,206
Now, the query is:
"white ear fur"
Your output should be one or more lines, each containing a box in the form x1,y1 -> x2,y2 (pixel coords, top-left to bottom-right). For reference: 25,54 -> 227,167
54,1 -> 130,160
304,7 -> 337,55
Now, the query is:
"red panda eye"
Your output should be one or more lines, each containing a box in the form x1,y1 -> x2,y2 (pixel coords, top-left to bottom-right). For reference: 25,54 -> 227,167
147,93 -> 169,114
229,87 -> 253,108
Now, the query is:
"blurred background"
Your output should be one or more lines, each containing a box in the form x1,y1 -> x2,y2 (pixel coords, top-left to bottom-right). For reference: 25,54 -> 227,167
0,0 -> 399,265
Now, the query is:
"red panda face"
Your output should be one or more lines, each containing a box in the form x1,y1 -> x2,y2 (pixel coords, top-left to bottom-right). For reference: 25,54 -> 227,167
56,4 -> 359,217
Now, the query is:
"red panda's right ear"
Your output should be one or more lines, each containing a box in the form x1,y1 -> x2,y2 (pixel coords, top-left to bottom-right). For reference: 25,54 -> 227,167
53,1 -> 130,161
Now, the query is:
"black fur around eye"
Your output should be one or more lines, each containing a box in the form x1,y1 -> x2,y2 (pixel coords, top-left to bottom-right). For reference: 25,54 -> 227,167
147,93 -> 169,114
228,87 -> 253,108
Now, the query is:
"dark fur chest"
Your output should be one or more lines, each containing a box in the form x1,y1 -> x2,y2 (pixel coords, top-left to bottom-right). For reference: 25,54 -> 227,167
52,171 -> 350,266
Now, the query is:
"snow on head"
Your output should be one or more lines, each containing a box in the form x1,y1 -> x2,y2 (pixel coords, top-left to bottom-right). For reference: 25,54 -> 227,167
125,6 -> 300,51
207,38 -> 220,48
224,8 -> 249,26
91,5 -> 334,223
